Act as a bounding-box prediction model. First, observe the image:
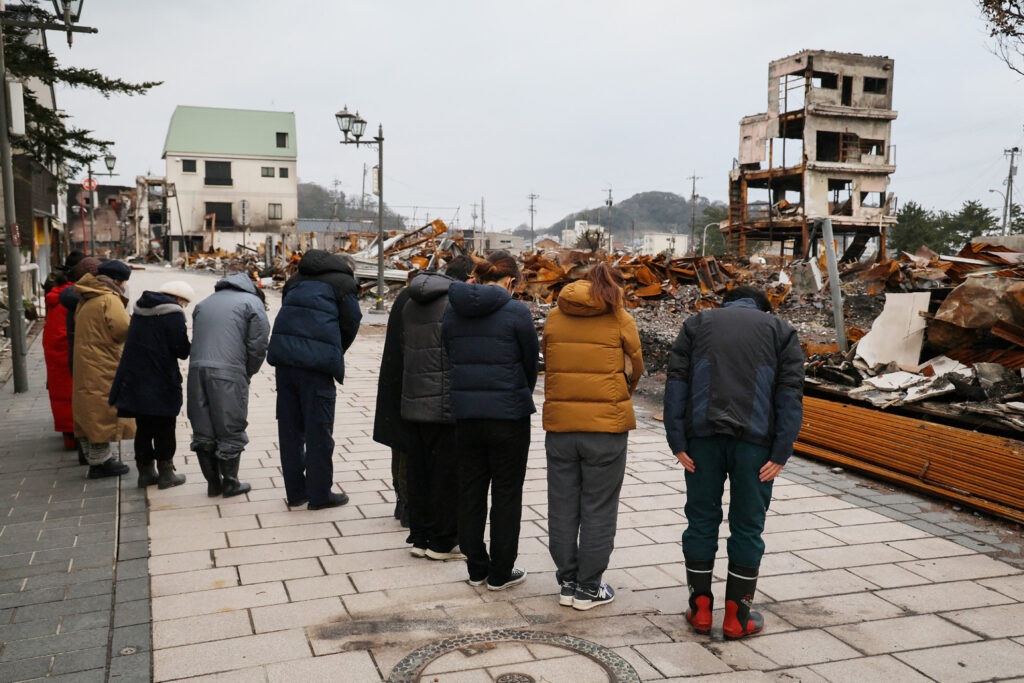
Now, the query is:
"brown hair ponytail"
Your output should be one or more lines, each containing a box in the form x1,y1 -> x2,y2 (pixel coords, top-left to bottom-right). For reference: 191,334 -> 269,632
473,251 -> 520,284
586,262 -> 624,312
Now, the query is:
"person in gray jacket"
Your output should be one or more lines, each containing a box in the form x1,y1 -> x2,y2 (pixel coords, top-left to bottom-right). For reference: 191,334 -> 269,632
187,273 -> 270,497
401,256 -> 474,560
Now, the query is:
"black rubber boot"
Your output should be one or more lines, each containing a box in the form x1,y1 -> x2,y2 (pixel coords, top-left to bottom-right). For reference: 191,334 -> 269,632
88,459 -> 130,479
137,461 -> 158,488
157,461 -> 186,489
723,562 -> 764,640
196,450 -> 222,497
218,457 -> 251,498
684,559 -> 715,635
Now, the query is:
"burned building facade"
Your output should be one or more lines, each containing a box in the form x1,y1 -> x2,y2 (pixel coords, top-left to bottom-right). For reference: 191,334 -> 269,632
726,50 -> 897,258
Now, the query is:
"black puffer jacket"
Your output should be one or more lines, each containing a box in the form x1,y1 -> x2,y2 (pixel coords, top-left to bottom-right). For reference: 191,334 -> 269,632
281,249 -> 360,349
664,299 -> 804,465
442,281 -> 539,420
372,287 -> 412,449
109,291 -> 190,417
401,272 -> 455,423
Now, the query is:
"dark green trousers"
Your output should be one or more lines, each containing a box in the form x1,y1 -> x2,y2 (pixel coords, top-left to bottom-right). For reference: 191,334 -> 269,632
681,436 -> 774,568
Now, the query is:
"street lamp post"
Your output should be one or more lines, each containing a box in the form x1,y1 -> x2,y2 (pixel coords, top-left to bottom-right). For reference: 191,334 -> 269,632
85,152 -> 117,255
335,107 -> 386,313
701,222 -> 719,256
1,2 -> 95,393
990,188 -> 1009,236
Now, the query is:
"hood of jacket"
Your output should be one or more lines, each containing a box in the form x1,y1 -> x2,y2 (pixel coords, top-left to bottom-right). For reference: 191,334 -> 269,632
408,272 -> 454,304
556,280 -> 613,318
298,249 -> 353,277
75,273 -> 127,304
133,290 -> 183,317
723,298 -> 760,311
215,272 -> 257,294
447,281 -> 511,318
46,282 -> 71,309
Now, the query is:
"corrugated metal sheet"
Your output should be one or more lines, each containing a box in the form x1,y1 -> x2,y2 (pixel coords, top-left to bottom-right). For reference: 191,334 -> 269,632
795,396 -> 1024,524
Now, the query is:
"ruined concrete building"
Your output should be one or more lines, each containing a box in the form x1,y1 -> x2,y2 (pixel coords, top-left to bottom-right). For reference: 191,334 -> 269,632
726,50 -> 897,258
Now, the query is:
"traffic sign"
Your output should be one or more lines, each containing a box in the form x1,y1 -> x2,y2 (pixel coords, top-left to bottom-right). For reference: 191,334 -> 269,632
82,178 -> 97,191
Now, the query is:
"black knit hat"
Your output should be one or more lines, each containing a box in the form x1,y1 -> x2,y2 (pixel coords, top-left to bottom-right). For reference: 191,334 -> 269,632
97,260 -> 131,282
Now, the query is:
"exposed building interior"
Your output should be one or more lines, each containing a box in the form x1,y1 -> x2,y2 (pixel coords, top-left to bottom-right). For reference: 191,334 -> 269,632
725,50 -> 898,260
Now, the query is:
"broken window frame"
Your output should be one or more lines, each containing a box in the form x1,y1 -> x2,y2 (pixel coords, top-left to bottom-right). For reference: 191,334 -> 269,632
863,76 -> 888,94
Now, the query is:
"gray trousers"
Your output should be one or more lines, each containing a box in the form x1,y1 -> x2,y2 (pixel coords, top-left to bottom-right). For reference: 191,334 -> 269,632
79,438 -> 112,466
545,431 -> 628,588
187,366 -> 250,460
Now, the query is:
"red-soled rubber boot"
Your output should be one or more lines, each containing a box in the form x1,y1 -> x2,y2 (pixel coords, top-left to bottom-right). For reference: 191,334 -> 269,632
684,559 -> 714,635
723,562 -> 764,640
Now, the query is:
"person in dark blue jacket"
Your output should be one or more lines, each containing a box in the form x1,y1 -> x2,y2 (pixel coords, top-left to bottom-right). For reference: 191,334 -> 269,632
663,285 -> 804,641
442,251 -> 539,591
268,250 -> 362,510
110,281 -> 195,489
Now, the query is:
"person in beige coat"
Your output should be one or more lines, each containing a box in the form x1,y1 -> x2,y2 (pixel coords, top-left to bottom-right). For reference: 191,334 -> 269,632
72,261 -> 134,479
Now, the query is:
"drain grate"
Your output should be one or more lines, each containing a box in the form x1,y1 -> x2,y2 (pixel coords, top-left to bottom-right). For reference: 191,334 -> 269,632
495,674 -> 535,683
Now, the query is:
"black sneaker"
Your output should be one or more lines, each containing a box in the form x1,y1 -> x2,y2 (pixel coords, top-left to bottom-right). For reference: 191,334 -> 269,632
88,459 -> 129,479
467,576 -> 487,587
573,582 -> 615,610
286,496 -> 309,507
559,580 -> 577,607
487,568 -> 528,591
308,492 -> 349,510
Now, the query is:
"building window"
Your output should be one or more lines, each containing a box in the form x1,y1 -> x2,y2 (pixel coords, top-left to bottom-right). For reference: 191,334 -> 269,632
279,167 -> 289,178
204,160 -> 232,186
205,202 -> 233,226
276,132 -> 288,148
181,159 -> 196,173
863,77 -> 888,94
268,203 -> 282,220
261,166 -> 274,178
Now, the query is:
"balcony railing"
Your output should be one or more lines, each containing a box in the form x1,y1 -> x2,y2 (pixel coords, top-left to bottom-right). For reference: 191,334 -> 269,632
204,177 -> 233,186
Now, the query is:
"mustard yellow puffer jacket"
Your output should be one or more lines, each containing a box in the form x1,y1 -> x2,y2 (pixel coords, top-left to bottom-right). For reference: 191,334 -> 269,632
542,280 -> 644,433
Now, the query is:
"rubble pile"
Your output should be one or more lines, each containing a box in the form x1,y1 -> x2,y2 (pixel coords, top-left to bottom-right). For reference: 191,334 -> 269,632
805,242 -> 1024,433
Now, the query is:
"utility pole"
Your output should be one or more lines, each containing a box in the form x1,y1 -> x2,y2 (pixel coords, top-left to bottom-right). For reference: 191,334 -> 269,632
605,187 -> 613,251
687,172 -> 702,254
331,178 -> 342,219
1005,147 -> 1020,236
470,203 -> 478,252
480,196 -> 485,232
527,193 -> 539,251
360,163 -> 367,218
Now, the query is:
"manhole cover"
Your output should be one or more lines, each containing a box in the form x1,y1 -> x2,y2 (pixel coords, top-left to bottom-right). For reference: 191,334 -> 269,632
496,674 -> 535,683
388,629 -> 640,683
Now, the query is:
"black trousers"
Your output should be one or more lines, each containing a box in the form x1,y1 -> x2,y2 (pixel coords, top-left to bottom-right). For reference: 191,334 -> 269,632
276,367 -> 336,506
456,417 -> 530,584
135,414 -> 176,466
405,422 -> 458,552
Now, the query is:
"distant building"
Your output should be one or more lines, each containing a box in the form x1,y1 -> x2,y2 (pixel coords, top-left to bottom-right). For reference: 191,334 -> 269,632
463,231 -> 524,254
67,184 -> 133,255
562,221 -> 607,249
163,106 -> 298,256
642,233 -> 690,257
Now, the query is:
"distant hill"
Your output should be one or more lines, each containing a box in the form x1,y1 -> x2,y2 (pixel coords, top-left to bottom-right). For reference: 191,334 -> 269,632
543,191 -> 726,242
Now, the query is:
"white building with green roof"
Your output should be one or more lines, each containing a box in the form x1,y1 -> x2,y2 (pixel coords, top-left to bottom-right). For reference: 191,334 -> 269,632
162,105 -> 297,247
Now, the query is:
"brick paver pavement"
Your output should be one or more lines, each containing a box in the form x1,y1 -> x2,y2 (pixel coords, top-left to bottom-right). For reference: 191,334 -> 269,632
6,267 -> 1024,682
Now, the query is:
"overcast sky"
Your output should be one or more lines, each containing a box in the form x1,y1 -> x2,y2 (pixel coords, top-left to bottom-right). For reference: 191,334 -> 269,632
49,0 -> 1024,230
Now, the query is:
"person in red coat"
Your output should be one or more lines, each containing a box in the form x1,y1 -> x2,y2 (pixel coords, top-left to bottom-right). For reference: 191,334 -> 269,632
43,268 -> 77,450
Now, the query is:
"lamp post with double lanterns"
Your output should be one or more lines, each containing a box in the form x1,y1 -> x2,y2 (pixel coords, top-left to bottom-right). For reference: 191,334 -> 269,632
335,107 -> 386,313
83,152 -> 117,255
1,1 -> 97,393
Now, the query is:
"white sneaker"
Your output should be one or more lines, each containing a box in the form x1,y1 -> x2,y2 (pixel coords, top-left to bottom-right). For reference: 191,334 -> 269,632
410,546 -> 427,558
425,546 -> 467,561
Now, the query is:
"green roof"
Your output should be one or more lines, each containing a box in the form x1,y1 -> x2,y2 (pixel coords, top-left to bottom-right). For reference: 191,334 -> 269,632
163,106 -> 296,158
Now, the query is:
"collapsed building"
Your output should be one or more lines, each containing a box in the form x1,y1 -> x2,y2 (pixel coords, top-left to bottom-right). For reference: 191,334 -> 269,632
727,50 -> 897,260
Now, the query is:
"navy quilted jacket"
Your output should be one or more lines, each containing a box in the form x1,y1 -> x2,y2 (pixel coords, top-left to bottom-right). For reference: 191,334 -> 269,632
442,282 -> 539,420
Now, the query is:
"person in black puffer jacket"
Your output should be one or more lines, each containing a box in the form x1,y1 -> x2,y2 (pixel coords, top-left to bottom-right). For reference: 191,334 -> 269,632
442,251 -> 539,591
267,249 -> 362,510
110,281 -> 194,489
400,256 -> 474,561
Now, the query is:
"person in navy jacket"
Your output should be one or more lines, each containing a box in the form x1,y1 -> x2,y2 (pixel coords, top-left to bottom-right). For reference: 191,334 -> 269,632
110,281 -> 194,489
268,250 -> 362,510
442,251 -> 538,591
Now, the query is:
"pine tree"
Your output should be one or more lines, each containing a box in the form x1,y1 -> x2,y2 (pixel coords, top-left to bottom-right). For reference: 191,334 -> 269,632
5,2 -> 160,179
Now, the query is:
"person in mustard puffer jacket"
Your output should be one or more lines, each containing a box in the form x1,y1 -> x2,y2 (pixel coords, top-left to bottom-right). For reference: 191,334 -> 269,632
542,262 -> 643,611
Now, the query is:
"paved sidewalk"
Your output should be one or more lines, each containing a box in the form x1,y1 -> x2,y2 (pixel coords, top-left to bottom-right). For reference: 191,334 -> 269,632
0,335 -> 151,681
6,266 -> 1024,682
